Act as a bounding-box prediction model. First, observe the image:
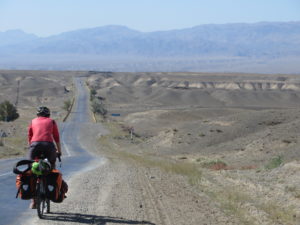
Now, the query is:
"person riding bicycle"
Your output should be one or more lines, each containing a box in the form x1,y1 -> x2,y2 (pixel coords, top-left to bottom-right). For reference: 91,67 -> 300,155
28,106 -> 62,208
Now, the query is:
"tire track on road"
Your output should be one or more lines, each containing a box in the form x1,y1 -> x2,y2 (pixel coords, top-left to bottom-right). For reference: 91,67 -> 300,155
137,169 -> 173,225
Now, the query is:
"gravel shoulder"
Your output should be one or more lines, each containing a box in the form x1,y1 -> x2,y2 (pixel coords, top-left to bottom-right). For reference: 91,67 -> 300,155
27,158 -> 238,225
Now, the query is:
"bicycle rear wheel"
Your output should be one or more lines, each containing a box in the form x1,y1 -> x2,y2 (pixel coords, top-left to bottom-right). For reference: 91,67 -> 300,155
46,199 -> 50,213
36,181 -> 50,218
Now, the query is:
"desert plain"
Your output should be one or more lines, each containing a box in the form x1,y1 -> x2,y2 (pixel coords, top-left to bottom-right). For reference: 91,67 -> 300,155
2,70 -> 300,225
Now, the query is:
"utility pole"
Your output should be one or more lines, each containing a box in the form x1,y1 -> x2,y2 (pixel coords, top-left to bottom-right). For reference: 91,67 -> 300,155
0,130 -> 2,146
15,80 -> 20,107
130,127 -> 134,141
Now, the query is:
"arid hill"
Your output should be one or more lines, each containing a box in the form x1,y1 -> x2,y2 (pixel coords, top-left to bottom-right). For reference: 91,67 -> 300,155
85,72 -> 300,224
0,70 -> 78,158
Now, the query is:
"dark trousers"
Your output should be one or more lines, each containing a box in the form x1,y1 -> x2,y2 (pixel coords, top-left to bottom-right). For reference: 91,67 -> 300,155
29,141 -> 57,165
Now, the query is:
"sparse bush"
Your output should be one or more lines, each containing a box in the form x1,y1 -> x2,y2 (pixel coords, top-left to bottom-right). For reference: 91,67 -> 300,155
90,88 -> 97,101
178,156 -> 187,160
259,121 -> 282,126
209,129 -> 223,133
89,86 -> 107,117
285,186 -> 300,198
0,100 -> 19,122
282,139 -> 294,144
91,99 -> 107,117
265,156 -> 283,170
201,160 -> 228,170
62,99 -> 72,111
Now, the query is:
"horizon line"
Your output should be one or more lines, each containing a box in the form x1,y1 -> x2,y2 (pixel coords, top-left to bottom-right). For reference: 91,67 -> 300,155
1,20 -> 300,38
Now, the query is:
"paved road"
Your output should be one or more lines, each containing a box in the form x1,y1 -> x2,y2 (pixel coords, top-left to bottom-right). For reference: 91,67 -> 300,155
0,77 -> 103,225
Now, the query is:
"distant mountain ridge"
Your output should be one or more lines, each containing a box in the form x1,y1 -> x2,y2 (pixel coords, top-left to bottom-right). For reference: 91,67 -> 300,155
1,22 -> 300,57
0,22 -> 300,73
0,29 -> 38,47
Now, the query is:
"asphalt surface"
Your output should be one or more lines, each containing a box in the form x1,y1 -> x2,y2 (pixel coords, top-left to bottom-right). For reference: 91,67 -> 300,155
0,77 -> 101,225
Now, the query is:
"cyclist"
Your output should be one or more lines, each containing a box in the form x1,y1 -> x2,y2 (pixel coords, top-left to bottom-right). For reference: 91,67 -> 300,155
28,106 -> 62,208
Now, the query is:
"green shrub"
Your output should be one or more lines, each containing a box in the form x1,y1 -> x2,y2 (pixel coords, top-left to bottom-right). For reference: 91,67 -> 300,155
90,88 -> 97,101
62,99 -> 72,111
91,99 -> 107,116
265,156 -> 283,170
0,101 -> 19,122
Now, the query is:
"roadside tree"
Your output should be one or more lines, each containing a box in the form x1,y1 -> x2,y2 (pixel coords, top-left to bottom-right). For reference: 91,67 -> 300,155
0,100 -> 19,122
62,99 -> 72,111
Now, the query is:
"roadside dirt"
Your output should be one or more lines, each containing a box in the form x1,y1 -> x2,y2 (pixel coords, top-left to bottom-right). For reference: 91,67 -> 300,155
25,121 -> 238,225
27,155 -> 238,225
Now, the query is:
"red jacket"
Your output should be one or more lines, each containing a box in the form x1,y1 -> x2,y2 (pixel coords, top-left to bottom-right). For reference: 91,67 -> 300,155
28,117 -> 60,144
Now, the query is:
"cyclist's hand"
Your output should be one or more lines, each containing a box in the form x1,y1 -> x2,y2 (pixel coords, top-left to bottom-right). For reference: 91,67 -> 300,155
56,152 -> 62,162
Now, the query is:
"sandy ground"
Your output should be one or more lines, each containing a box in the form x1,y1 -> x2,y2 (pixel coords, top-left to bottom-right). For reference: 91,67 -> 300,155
85,72 -> 300,225
3,71 -> 300,225
27,161 -> 240,225
25,115 -> 300,225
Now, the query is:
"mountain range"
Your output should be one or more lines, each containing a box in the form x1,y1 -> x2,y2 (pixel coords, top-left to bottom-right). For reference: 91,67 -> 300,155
0,22 -> 300,73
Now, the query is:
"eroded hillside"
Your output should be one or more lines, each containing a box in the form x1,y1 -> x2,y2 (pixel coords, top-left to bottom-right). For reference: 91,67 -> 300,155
87,72 -> 300,109
86,72 -> 300,224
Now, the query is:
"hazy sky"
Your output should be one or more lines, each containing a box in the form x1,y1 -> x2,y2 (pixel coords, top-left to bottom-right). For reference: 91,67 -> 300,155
1,0 -> 300,37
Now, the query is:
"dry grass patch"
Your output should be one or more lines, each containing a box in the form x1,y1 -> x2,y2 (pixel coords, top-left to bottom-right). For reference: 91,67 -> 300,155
3,136 -> 27,149
206,189 -> 257,225
98,121 -> 201,185
0,119 -> 28,158
98,120 -> 299,224
113,150 -> 201,185
285,186 -> 300,199
201,179 -> 299,225
260,201 -> 297,224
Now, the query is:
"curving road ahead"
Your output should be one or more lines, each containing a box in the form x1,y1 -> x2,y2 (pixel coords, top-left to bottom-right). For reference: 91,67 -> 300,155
0,77 -> 104,225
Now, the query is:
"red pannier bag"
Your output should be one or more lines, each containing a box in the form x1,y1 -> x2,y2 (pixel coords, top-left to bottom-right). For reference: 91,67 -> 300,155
45,169 -> 68,203
14,160 -> 36,200
16,170 -> 37,200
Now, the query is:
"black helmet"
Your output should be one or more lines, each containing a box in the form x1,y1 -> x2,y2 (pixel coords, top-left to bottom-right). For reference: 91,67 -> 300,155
37,106 -> 50,117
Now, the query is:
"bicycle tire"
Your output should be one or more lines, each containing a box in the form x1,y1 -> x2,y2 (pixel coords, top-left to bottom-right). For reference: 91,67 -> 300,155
46,199 -> 50,213
36,180 -> 49,218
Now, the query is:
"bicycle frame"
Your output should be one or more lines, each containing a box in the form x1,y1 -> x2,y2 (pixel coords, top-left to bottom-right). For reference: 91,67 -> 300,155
35,173 -> 50,219
32,155 -> 51,219
33,154 -> 61,219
